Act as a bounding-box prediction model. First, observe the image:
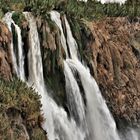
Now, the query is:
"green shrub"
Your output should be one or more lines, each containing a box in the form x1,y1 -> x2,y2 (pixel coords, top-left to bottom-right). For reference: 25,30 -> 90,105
0,77 -> 42,125
1,0 -> 140,20
12,11 -> 26,26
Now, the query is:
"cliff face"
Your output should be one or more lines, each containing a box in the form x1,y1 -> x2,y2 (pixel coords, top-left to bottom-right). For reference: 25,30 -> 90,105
0,13 -> 140,136
88,17 -> 140,127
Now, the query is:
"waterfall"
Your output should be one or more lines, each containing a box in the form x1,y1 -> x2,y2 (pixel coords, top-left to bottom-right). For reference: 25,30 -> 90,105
3,12 -> 25,81
50,11 -> 69,58
3,12 -> 19,77
64,61 -> 87,129
51,10 -> 120,140
62,15 -> 140,140
3,10 -> 140,140
14,23 -> 25,81
64,61 -> 85,123
120,128 -> 140,140
23,12 -> 44,87
63,15 -> 121,140
64,16 -> 78,59
20,12 -> 85,140
51,11 -> 89,138
67,59 -> 120,140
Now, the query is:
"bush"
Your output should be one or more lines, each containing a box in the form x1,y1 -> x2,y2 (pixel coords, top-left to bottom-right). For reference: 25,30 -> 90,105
0,78 -> 42,126
0,0 -> 140,20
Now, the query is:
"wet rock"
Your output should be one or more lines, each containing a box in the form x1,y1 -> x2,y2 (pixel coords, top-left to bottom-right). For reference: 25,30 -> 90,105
38,19 -> 66,106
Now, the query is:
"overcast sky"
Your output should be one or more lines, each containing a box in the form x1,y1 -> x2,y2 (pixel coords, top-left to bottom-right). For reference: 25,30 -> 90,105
97,0 -> 127,4
80,0 -> 127,4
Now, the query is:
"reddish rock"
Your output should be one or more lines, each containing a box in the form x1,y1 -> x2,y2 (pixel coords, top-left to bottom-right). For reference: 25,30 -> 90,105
88,17 -> 140,126
0,21 -> 12,81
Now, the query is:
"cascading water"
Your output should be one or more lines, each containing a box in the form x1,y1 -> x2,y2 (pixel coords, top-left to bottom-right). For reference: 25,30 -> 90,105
4,11 -> 86,140
67,59 -> 121,140
2,12 -> 24,78
64,61 -> 87,127
2,12 -> 18,75
63,14 -> 121,140
64,15 -> 78,59
50,11 -> 69,58
50,10 -> 121,140
3,10 -> 140,140
23,12 -> 60,140
15,24 -> 25,81
50,11 -> 89,137
123,129 -> 140,140
63,15 -> 140,140
3,12 -> 52,135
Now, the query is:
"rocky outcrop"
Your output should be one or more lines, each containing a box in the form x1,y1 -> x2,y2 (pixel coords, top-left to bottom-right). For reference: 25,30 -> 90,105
0,21 -> 47,140
88,17 -> 140,127
0,21 -> 12,80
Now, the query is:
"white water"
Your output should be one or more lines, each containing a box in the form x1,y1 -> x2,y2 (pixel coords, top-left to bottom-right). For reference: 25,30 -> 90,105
50,11 -> 69,58
51,11 -> 89,137
3,12 -> 25,81
3,12 -> 18,75
125,129 -> 139,140
63,14 -> 140,140
64,61 -> 87,126
64,16 -> 78,59
67,59 -> 121,140
63,15 -> 121,140
15,23 -> 25,81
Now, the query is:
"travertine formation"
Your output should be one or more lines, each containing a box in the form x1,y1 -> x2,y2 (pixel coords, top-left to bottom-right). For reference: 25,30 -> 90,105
88,17 -> 140,127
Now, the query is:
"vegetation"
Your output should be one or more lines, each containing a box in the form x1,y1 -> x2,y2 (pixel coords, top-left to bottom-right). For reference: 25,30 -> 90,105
0,77 -> 46,139
12,11 -> 27,27
22,0 -> 140,19
0,0 -> 140,20
0,77 -> 42,123
0,0 -> 24,13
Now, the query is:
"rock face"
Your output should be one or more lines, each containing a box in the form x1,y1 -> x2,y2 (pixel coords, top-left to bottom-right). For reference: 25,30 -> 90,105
0,21 -> 12,80
88,17 -> 140,127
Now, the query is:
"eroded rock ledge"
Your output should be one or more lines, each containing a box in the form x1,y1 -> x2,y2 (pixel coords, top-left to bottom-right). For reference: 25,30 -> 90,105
88,17 -> 140,127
